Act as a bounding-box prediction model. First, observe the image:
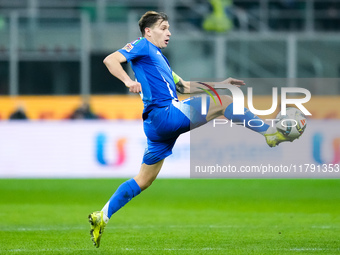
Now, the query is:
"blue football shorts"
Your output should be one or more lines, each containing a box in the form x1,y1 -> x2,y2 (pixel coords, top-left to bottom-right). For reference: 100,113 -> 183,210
142,96 -> 209,165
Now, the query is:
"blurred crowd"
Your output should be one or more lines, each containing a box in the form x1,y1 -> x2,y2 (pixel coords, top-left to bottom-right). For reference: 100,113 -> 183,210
0,0 -> 339,34
195,0 -> 340,32
4,101 -> 101,121
8,105 -> 28,120
67,102 -> 100,120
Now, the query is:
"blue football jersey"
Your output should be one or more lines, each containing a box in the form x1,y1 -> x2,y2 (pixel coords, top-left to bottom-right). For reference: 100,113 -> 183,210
118,37 -> 178,113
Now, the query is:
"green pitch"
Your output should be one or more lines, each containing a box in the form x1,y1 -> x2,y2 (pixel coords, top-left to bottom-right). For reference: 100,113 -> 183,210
0,179 -> 339,254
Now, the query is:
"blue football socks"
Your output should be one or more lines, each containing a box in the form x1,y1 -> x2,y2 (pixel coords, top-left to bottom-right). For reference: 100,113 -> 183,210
102,178 -> 141,220
224,103 -> 269,134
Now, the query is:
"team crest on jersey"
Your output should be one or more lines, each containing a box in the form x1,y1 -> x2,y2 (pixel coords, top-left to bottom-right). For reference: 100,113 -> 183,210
123,43 -> 134,52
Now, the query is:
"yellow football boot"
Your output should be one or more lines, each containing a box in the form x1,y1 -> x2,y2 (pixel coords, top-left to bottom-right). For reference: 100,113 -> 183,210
265,130 -> 295,147
88,211 -> 107,248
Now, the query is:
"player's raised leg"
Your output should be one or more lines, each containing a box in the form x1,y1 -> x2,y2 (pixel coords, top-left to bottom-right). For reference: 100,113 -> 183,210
88,159 -> 164,248
188,94 -> 292,147
188,94 -> 270,133
210,95 -> 272,134
134,159 -> 165,190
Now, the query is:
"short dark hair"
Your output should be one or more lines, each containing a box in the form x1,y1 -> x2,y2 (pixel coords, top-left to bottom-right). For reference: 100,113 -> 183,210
139,11 -> 168,36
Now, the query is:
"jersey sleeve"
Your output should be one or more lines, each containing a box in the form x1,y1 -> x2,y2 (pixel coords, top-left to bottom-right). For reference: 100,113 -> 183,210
172,71 -> 181,84
118,38 -> 148,63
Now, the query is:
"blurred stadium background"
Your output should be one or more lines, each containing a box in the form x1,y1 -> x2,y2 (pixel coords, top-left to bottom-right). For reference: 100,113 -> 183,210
0,0 -> 340,117
1,1 -> 340,253
0,0 -> 340,178
0,0 -> 339,177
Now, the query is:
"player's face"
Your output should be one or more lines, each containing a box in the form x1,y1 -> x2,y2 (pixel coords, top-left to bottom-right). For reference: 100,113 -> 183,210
147,20 -> 171,49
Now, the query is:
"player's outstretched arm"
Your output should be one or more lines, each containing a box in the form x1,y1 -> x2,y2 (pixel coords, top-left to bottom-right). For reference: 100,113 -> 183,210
173,71 -> 245,94
103,51 -> 142,93
173,72 -> 190,94
220,78 -> 246,87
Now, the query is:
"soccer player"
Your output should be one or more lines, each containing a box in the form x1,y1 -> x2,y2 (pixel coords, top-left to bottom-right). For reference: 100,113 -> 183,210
88,11 -> 291,248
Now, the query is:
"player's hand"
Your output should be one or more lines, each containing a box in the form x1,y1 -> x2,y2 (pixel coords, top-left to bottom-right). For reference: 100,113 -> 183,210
125,80 -> 142,93
222,77 -> 245,87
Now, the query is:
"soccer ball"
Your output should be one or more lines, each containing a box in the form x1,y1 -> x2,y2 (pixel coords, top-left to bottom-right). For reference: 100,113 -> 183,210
275,107 -> 307,139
